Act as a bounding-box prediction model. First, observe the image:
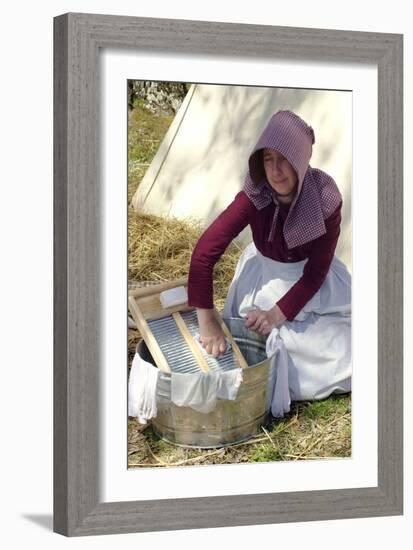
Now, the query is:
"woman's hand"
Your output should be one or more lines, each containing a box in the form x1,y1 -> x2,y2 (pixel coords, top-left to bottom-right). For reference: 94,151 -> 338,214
244,304 -> 287,335
197,308 -> 227,358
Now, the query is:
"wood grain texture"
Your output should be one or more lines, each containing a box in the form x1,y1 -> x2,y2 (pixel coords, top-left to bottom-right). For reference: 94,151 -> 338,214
214,311 -> 249,369
128,296 -> 171,373
130,291 -> 191,320
54,13 -> 101,534
377,34 -> 403,506
53,12 -> 403,536
172,312 -> 210,373
53,14 -> 69,536
128,277 -> 188,298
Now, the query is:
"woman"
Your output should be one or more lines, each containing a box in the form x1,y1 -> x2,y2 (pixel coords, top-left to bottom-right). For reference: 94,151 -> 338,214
187,110 -> 351,407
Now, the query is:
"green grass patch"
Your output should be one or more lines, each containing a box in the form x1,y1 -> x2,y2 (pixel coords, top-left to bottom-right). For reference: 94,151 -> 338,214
300,395 -> 351,421
250,444 -> 283,462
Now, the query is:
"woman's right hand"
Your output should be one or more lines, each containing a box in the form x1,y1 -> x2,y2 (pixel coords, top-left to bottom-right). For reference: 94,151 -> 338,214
196,308 -> 227,358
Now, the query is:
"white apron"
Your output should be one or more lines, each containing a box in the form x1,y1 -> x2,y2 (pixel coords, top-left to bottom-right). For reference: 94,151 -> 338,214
223,242 -> 351,404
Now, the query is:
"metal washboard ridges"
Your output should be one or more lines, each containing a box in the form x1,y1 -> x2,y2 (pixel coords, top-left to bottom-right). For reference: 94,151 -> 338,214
128,278 -> 248,374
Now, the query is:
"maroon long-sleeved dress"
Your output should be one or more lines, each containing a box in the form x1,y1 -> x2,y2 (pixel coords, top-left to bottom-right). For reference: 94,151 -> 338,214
187,190 -> 341,321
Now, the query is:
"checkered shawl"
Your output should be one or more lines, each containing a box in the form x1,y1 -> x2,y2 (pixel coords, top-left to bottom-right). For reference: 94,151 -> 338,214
243,110 -> 342,249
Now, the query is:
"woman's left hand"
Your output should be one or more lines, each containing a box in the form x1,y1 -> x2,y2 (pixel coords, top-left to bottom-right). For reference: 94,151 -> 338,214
244,305 -> 287,335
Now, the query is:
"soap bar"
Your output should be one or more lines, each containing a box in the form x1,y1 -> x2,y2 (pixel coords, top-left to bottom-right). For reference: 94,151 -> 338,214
159,286 -> 188,308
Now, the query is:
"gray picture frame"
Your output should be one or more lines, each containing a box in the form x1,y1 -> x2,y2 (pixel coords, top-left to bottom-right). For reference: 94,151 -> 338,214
53,12 -> 403,537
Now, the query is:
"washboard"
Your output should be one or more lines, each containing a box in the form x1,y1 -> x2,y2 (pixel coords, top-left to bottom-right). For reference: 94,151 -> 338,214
128,278 -> 248,374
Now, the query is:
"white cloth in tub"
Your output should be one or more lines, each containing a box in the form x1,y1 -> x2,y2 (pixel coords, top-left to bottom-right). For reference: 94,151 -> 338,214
128,353 -> 159,424
169,332 -> 241,414
128,342 -> 243,421
170,368 -> 243,414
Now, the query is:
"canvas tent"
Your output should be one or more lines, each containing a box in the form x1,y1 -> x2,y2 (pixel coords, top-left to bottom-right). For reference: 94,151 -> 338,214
132,84 -> 352,270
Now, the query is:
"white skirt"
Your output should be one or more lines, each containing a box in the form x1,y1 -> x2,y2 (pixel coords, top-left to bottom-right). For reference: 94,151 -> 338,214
223,242 -> 352,402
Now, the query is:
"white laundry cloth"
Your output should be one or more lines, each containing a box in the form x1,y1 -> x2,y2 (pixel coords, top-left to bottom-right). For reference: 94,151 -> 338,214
170,368 -> 243,414
128,352 -> 159,424
266,329 -> 291,417
223,242 -> 352,405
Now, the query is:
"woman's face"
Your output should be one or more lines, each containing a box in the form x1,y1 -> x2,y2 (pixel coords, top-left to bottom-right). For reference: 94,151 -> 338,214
263,148 -> 298,204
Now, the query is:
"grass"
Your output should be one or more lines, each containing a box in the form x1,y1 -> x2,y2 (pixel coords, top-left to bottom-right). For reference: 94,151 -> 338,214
127,94 -> 351,468
128,103 -> 174,204
127,396 -> 351,468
